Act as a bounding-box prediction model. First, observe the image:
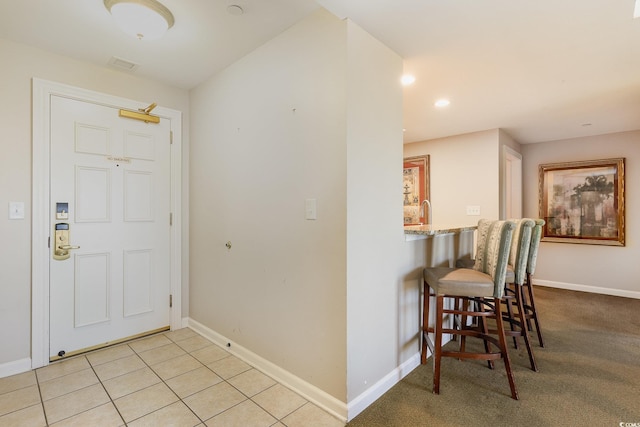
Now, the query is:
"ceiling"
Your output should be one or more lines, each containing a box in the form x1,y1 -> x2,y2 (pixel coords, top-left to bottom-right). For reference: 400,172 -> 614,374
1,0 -> 639,144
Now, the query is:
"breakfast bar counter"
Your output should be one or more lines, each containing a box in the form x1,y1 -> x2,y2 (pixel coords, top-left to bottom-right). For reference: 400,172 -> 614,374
404,223 -> 477,241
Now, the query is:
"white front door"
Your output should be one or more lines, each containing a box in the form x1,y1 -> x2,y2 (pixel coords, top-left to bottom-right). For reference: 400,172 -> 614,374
49,95 -> 172,360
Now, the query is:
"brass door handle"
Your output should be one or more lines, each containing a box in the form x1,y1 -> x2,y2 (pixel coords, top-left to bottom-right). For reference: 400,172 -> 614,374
58,245 -> 80,250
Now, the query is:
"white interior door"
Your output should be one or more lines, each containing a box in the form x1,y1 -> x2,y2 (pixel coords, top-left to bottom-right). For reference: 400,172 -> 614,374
49,95 -> 171,359
503,146 -> 523,219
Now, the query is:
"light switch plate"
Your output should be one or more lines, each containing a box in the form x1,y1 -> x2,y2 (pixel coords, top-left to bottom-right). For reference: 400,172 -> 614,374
305,198 -> 317,220
466,205 -> 481,216
9,201 -> 25,219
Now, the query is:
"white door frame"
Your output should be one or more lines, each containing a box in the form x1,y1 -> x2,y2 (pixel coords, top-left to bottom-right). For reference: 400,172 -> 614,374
31,78 -> 183,369
501,145 -> 523,219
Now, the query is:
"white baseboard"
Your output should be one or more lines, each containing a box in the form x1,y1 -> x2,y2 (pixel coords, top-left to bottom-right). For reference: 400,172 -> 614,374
534,279 -> 640,299
346,352 -> 421,420
181,317 -> 189,329
0,358 -> 31,379
186,318 -> 348,423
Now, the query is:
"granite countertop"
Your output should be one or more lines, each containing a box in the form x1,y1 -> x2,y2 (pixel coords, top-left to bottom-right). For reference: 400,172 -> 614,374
403,223 -> 477,236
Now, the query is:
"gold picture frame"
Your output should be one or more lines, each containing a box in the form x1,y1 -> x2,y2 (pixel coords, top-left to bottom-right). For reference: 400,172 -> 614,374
403,155 -> 430,225
539,158 -> 625,246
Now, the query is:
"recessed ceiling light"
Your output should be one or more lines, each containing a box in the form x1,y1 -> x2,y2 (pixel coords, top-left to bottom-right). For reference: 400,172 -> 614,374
401,75 -> 416,86
634,0 -> 640,18
434,99 -> 450,108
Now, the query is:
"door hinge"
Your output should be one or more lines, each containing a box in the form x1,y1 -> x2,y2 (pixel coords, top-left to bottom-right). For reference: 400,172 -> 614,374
169,212 -> 173,226
169,294 -> 173,308
48,236 -> 50,248
170,130 -> 173,144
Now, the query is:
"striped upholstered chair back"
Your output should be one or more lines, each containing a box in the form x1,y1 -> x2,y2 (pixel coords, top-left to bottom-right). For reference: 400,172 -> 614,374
472,219 -> 516,298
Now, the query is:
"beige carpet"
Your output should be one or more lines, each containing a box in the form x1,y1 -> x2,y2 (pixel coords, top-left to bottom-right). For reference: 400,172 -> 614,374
347,286 -> 640,426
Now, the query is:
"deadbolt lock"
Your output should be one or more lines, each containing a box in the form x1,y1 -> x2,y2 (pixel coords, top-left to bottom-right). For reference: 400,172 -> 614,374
53,223 -> 80,260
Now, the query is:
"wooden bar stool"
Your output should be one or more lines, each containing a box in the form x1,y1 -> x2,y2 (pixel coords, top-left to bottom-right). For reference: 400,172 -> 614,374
502,218 -> 537,371
522,219 -> 546,347
457,219 -> 541,365
421,219 -> 519,400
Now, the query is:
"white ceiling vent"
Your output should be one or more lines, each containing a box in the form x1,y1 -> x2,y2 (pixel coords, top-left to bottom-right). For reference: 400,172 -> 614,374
108,56 -> 139,72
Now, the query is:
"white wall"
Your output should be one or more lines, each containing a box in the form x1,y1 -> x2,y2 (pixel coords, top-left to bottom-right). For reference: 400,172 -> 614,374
188,8 -> 428,420
522,131 -> 639,296
404,129 -> 501,224
0,38 -> 189,371
189,8 -> 349,402
345,20 -> 404,402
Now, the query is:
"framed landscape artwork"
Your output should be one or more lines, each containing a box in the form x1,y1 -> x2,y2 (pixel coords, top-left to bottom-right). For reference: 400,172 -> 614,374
539,158 -> 625,246
403,155 -> 430,225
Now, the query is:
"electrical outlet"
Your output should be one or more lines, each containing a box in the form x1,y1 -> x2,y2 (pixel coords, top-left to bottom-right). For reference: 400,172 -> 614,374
466,205 -> 481,216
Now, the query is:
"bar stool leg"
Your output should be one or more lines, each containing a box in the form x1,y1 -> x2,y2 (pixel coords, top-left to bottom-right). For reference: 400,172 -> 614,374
433,295 -> 445,394
494,298 -> 519,400
524,272 -> 545,347
514,283 -> 537,371
421,280 -> 432,364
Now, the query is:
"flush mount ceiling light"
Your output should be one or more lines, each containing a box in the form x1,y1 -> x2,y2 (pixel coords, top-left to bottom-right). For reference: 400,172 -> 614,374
104,0 -> 175,40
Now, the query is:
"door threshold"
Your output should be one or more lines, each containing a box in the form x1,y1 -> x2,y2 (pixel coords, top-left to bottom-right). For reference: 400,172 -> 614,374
49,326 -> 170,362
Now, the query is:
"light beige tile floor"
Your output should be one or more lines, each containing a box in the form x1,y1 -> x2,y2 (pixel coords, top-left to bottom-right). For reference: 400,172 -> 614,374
0,328 -> 345,426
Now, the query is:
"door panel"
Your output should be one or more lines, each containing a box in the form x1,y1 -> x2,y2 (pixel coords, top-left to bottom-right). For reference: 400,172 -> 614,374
124,170 -> 154,220
74,252 -> 110,327
76,166 -> 111,222
123,249 -> 153,317
49,95 -> 171,359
